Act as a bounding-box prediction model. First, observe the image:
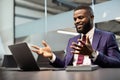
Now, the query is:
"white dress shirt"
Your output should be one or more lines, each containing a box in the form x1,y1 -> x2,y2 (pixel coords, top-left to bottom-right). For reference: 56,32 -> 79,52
73,27 -> 97,66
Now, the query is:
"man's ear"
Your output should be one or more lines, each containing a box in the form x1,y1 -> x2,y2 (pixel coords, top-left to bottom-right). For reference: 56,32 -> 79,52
91,15 -> 94,19
90,15 -> 94,21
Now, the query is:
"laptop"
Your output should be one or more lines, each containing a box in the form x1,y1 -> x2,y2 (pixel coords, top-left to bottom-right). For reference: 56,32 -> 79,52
8,42 -> 65,71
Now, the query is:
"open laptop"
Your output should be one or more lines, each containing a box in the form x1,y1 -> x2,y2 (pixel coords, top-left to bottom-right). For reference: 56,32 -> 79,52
8,42 -> 65,71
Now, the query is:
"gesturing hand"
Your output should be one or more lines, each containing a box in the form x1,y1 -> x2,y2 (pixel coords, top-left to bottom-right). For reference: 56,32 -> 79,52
32,40 -> 53,59
70,36 -> 94,56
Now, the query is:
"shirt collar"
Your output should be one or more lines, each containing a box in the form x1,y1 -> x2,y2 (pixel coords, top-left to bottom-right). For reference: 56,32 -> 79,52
81,26 -> 95,39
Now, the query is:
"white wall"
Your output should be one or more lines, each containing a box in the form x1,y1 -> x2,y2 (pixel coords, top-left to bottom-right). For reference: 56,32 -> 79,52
0,0 -> 14,64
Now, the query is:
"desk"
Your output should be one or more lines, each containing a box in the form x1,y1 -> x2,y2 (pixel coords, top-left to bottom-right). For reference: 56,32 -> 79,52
0,68 -> 120,80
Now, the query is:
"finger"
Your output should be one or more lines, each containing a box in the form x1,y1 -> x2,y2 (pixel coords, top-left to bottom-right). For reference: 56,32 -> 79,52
42,40 -> 48,47
31,45 -> 40,49
32,48 -> 43,55
86,36 -> 91,44
32,49 -> 38,53
72,42 -> 81,48
70,45 -> 82,51
71,42 -> 83,50
78,40 -> 85,46
72,42 -> 77,46
32,49 -> 40,54
71,50 -> 80,54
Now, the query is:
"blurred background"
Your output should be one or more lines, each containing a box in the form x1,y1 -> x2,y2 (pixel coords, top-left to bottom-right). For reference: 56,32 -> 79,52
0,0 -> 120,66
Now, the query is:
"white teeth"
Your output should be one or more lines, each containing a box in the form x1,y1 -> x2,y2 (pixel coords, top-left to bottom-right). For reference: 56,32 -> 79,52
77,25 -> 82,28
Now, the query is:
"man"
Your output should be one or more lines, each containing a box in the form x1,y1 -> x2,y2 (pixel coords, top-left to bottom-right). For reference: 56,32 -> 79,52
32,5 -> 120,68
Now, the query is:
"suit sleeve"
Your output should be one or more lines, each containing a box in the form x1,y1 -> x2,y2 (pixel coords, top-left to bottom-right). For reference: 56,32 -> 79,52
93,33 -> 120,68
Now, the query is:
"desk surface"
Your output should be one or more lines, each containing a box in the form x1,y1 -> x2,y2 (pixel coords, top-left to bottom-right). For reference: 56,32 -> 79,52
0,68 -> 120,80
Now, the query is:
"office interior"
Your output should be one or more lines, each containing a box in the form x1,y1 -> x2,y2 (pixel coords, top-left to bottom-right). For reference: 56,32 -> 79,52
0,0 -> 120,67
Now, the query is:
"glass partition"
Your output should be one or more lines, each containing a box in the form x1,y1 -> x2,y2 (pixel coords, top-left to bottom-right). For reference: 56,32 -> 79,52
14,0 -> 92,51
14,0 -> 120,51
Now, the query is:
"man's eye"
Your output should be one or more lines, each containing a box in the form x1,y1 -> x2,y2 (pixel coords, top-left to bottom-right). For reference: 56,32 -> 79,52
78,16 -> 84,19
74,18 -> 76,21
74,16 -> 84,21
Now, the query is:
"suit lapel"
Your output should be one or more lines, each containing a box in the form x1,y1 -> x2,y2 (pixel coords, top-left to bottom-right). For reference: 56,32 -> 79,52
66,35 -> 80,65
92,29 -> 101,50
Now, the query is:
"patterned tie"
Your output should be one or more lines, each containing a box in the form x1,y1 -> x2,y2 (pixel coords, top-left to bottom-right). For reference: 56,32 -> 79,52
77,35 -> 86,64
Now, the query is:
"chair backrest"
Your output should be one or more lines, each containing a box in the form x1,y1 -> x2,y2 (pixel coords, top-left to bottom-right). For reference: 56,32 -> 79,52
2,55 -> 17,68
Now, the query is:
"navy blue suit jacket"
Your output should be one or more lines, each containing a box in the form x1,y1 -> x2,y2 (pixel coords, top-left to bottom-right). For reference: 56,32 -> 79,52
50,29 -> 120,68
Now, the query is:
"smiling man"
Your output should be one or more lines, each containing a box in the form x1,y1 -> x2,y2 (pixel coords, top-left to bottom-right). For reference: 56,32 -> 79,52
32,5 -> 120,68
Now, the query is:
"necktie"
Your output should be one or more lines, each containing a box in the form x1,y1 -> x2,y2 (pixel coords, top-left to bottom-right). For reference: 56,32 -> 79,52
77,35 -> 86,64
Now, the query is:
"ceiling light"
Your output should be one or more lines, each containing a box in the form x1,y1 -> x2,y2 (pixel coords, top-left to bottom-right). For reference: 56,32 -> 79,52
57,30 -> 79,36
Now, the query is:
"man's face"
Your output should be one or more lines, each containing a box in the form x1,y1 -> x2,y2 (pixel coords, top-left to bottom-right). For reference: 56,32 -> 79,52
73,9 -> 94,34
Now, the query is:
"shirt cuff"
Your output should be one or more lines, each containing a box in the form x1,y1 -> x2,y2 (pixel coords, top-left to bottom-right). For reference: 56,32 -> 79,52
49,53 -> 56,63
90,50 -> 99,61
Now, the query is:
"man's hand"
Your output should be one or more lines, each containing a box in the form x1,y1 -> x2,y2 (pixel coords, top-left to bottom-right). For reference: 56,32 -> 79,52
70,36 -> 94,56
32,40 -> 53,59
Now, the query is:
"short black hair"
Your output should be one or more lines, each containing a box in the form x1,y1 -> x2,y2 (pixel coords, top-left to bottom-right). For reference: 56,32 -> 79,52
74,5 -> 94,16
